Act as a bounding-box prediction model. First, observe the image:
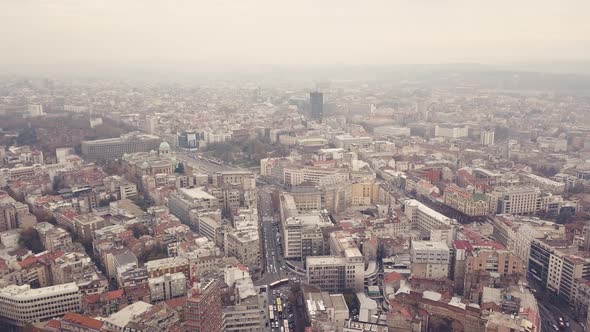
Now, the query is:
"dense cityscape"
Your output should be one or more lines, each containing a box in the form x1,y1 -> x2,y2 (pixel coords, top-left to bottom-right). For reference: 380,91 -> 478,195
0,72 -> 588,332
2,1 -> 590,331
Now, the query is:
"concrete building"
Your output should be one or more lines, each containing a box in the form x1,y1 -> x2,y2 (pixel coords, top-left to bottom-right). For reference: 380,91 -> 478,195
103,300 -> 153,332
305,291 -> 349,332
0,192 -> 37,232
355,292 -> 379,323
373,125 -> 411,138
491,215 -> 566,268
351,182 -> 380,206
480,129 -> 495,146
282,213 -> 331,260
0,283 -> 82,327
528,239 -> 590,306
224,227 -> 260,271
333,135 -> 373,149
81,132 -> 161,161
434,125 -> 468,139
306,247 -> 365,293
465,249 -> 525,276
410,241 -> 450,279
34,222 -> 72,252
145,257 -> 190,279
487,186 -> 541,215
74,214 -> 109,242
223,266 -> 266,332
185,278 -> 223,332
148,272 -> 187,303
404,199 -> 456,246
168,187 -> 219,226
522,173 -> 566,194
310,91 -> 324,122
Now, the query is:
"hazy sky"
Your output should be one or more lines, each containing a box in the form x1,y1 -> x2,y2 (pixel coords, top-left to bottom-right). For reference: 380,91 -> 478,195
1,0 -> 590,71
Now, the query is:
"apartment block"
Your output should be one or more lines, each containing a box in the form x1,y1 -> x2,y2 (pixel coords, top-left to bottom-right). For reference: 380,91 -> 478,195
404,199 -> 456,246
410,241 -> 450,279
185,278 -> 223,332
306,247 -> 365,293
145,257 -> 190,279
148,272 -> 187,303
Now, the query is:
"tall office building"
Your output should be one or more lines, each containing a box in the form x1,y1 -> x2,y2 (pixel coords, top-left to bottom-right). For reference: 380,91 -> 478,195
481,129 -> 495,146
310,91 -> 324,123
185,278 -> 223,332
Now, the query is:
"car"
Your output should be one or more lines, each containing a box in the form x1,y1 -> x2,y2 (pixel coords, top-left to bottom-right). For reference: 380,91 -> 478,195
551,324 -> 559,331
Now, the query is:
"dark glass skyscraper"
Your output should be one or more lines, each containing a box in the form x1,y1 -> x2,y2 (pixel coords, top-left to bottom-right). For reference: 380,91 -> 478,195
310,91 -> 324,123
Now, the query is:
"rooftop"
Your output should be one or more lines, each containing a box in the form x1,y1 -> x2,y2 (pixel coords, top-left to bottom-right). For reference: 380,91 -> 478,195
180,187 -> 217,200
104,301 -> 153,328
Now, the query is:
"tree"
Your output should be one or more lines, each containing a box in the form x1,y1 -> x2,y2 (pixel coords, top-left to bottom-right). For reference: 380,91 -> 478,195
18,228 -> 44,253
175,162 -> 185,174
99,196 -> 117,207
556,209 -> 574,224
16,127 -> 37,146
131,224 -> 150,238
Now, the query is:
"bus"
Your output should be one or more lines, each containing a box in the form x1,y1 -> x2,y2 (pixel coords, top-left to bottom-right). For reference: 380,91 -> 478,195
277,298 -> 283,318
268,305 -> 274,321
284,320 -> 290,332
269,278 -> 289,288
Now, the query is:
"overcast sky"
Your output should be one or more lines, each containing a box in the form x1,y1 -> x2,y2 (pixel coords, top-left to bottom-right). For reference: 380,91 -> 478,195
1,0 -> 590,72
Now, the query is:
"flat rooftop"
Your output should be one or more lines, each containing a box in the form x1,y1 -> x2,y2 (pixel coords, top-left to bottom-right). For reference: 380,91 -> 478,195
180,187 -> 217,200
412,240 -> 449,251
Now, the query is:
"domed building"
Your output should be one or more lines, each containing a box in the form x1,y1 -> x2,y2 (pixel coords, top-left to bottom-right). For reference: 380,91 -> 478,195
159,141 -> 171,156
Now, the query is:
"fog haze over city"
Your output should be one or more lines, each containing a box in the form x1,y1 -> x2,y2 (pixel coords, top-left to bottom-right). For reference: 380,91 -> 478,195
2,0 -> 590,76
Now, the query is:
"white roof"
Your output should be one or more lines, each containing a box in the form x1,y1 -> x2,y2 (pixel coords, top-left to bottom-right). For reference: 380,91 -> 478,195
0,282 -> 78,301
105,301 -> 152,328
180,187 -> 217,200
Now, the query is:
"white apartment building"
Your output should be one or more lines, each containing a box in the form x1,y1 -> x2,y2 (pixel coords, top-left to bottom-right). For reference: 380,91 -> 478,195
148,272 -> 187,303
404,199 -> 456,246
0,283 -> 82,326
282,214 -> 331,260
410,240 -> 450,279
487,186 -> 541,215
306,247 -> 365,293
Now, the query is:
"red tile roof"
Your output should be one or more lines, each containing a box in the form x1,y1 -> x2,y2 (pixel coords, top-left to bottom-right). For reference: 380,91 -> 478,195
106,289 -> 125,301
84,293 -> 101,304
44,319 -> 61,329
384,272 -> 403,284
62,312 -> 103,330
454,240 -> 473,251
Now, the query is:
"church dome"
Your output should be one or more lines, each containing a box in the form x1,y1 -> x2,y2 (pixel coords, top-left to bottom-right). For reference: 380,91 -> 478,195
159,141 -> 171,151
